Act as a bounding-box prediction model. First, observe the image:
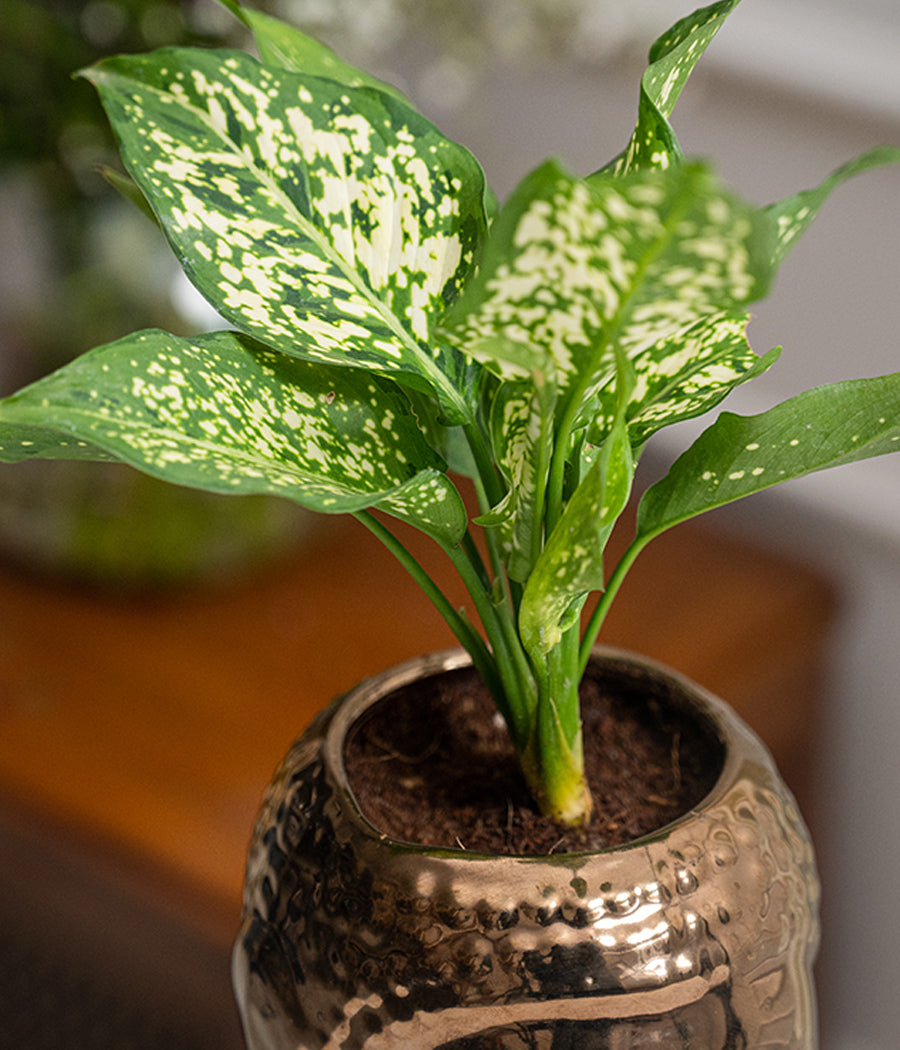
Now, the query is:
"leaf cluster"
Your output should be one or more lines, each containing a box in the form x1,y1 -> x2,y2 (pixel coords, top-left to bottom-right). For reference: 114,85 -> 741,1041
1,0 -> 898,823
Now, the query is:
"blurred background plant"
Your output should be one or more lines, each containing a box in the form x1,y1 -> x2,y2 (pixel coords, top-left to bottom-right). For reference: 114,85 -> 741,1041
0,0 -> 244,377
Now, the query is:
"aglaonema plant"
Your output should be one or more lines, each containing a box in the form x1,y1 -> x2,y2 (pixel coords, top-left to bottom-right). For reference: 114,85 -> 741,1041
1,0 -> 899,826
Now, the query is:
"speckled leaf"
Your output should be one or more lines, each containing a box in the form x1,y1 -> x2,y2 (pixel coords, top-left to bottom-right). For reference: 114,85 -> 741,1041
637,372 -> 900,541
0,329 -> 466,544
218,0 -> 409,103
520,417 -> 634,656
445,160 -> 775,431
82,47 -> 487,421
443,159 -> 777,575
599,0 -> 740,177
0,422 -> 115,464
765,145 -> 900,267
586,312 -> 781,450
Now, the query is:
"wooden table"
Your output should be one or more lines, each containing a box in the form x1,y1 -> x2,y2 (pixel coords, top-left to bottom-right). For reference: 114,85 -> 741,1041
0,507 -> 836,1047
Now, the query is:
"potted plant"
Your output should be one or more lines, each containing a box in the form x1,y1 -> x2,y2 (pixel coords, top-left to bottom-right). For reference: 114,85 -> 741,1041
0,0 -> 897,1045
0,0 -> 312,588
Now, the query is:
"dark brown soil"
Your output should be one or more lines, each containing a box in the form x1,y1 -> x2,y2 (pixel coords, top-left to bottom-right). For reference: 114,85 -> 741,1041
344,661 -> 724,855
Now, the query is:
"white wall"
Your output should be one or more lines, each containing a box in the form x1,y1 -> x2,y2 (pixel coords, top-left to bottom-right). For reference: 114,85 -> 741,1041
409,5 -> 900,1047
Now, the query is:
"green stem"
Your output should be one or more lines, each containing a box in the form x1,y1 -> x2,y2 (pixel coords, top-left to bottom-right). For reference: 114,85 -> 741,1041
459,528 -> 532,714
578,533 -> 651,674
463,421 -> 512,604
355,512 -> 501,697
545,415 -> 571,537
526,625 -> 593,825
444,538 -> 535,744
464,420 -> 505,511
459,420 -> 538,738
461,528 -> 492,591
551,621 -> 584,749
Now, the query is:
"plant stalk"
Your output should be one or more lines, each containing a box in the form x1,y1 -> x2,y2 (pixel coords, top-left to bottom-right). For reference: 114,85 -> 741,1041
355,512 -> 501,698
523,624 -> 593,826
578,534 -> 651,675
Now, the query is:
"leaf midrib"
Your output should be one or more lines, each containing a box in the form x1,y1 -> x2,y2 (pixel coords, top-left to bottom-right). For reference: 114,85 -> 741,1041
4,401 -> 413,500
554,173 -> 698,451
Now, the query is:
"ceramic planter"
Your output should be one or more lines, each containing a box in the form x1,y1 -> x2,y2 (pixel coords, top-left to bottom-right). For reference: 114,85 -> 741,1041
233,648 -> 819,1050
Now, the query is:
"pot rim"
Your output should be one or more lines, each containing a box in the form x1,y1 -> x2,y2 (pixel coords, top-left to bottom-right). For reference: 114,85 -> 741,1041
322,646 -> 762,861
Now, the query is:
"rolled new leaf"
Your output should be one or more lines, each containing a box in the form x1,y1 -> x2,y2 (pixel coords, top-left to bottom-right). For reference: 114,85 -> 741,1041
598,0 -> 741,176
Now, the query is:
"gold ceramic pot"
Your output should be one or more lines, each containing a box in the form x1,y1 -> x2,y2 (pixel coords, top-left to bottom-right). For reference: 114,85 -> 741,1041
233,648 -> 819,1050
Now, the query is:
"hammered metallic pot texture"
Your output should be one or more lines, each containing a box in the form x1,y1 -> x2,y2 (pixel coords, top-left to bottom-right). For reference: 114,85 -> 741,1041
233,648 -> 819,1050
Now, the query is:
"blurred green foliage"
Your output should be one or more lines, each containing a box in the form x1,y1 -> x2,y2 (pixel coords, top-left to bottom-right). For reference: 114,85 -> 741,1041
0,3 -> 312,587
1,0 -> 235,166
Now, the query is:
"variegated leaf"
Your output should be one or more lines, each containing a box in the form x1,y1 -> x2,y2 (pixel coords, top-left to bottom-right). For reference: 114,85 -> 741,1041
441,159 -> 573,385
218,0 -> 409,103
82,47 -> 487,421
478,379 -> 555,582
599,0 -> 740,177
0,422 -> 115,464
765,145 -> 900,267
637,372 -> 900,542
0,329 -> 466,544
519,417 -> 634,657
445,160 -> 774,430
445,159 -> 776,573
586,313 -> 780,450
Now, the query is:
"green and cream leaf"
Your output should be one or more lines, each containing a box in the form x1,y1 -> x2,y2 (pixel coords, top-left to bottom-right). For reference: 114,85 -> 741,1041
765,145 -> 900,266
82,47 -> 487,420
478,379 -> 556,583
446,160 -> 775,436
444,159 -> 779,587
0,423 -> 116,464
587,313 -> 780,449
520,417 -> 634,657
0,329 -> 466,544
598,0 -> 740,177
440,159 -> 576,385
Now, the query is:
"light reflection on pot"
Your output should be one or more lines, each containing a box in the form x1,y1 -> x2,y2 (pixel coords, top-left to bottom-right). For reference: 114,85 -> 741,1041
233,649 -> 819,1050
